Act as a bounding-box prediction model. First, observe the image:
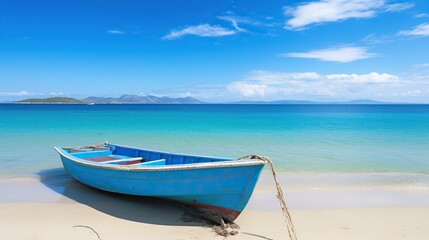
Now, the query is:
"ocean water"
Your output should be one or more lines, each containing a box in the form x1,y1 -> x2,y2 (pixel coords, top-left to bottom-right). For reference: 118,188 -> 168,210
0,104 -> 428,182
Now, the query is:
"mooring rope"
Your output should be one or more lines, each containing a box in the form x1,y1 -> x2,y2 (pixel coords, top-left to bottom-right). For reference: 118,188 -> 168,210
237,154 -> 298,240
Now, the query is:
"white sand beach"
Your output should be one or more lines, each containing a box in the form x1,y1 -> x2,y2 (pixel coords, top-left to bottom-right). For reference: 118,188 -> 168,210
2,203 -> 429,240
1,173 -> 429,240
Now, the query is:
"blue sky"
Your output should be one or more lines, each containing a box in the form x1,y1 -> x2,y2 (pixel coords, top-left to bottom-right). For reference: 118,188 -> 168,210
1,0 -> 429,102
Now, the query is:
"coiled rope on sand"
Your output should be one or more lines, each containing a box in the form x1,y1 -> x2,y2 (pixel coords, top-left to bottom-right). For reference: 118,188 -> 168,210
238,154 -> 298,240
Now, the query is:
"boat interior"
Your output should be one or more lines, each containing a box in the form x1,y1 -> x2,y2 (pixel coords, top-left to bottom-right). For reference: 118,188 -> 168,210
64,144 -> 231,167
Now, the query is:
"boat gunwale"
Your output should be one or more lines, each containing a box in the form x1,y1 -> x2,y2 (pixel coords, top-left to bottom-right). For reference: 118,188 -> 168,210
54,145 -> 265,172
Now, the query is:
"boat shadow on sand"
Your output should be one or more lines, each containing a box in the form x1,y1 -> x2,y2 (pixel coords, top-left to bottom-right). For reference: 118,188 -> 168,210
37,168 -> 275,239
37,168 -> 208,227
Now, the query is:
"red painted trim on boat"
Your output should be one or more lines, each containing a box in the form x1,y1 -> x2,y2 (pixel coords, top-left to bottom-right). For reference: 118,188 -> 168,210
183,201 -> 241,222
85,156 -> 120,162
120,159 -> 143,165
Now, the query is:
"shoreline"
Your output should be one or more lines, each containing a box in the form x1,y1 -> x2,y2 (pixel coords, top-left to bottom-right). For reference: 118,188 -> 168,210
2,171 -> 429,207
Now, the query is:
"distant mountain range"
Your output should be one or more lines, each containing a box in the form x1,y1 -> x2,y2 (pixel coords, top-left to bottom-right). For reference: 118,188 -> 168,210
82,94 -> 203,104
12,95 -> 406,104
15,94 -> 203,104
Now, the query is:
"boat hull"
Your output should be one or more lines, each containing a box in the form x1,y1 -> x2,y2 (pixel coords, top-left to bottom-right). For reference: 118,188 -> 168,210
58,148 -> 264,222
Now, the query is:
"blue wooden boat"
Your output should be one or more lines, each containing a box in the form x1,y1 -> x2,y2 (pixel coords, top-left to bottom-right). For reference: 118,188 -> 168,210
54,143 -> 265,223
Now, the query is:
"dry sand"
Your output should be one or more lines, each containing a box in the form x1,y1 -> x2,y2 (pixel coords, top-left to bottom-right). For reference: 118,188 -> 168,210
1,202 -> 429,240
1,172 -> 429,240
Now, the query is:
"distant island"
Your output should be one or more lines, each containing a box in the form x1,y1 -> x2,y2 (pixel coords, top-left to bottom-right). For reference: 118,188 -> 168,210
16,97 -> 84,104
13,95 -> 406,104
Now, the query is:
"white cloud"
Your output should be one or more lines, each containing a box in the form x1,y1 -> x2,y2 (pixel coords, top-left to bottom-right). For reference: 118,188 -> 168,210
247,70 -> 321,84
163,24 -> 237,40
106,68 -> 429,102
415,13 -> 429,18
398,23 -> 429,36
227,70 -> 406,98
107,29 -> 125,35
0,91 -> 30,96
48,92 -> 64,96
326,72 -> 399,83
284,0 -> 413,30
227,82 -> 267,97
283,46 -> 376,63
165,68 -> 429,102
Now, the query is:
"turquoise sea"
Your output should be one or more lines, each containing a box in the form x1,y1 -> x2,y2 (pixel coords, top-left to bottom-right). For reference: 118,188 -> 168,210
1,104 -> 429,181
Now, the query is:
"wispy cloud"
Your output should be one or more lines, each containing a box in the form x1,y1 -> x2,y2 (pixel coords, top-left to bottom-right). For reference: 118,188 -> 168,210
281,46 -> 376,63
0,91 -> 30,97
414,63 -> 429,68
146,85 -> 230,101
0,91 -> 66,98
398,23 -> 429,36
382,2 -> 414,12
217,14 -> 275,30
163,24 -> 237,40
361,33 -> 392,45
414,13 -> 429,18
284,0 -> 414,30
107,29 -> 125,35
217,16 -> 247,32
